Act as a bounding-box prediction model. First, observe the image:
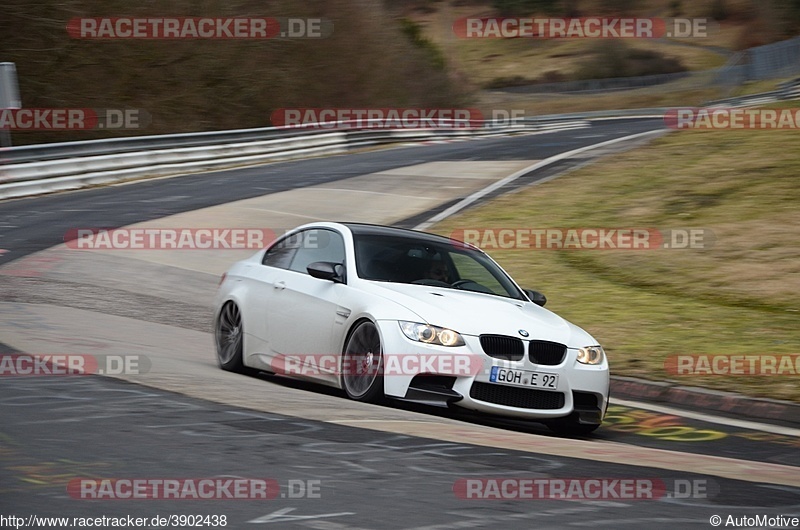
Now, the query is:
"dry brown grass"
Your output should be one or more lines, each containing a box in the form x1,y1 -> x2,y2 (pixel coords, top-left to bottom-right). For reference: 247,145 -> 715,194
407,0 -> 745,90
432,127 -> 800,401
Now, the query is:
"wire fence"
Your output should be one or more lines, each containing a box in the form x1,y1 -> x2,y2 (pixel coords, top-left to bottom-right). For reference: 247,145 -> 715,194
715,36 -> 800,87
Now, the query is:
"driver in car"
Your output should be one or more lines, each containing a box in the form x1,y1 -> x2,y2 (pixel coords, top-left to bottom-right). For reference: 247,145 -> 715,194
425,258 -> 451,283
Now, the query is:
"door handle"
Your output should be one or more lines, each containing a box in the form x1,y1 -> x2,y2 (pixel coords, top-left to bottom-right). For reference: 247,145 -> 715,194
274,281 -> 286,291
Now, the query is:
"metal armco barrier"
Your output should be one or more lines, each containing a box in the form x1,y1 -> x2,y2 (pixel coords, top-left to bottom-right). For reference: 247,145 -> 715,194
0,118 -> 589,200
1,81 -> 797,202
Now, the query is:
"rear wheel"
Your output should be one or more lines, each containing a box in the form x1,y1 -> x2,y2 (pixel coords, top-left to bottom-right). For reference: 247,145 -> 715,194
341,321 -> 384,403
215,302 -> 245,372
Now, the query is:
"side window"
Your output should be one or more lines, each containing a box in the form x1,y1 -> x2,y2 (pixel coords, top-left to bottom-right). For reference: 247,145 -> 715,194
262,234 -> 300,269
288,229 -> 346,275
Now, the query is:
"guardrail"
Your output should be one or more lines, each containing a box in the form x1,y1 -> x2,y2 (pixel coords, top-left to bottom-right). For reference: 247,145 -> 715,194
0,118 -> 589,201
2,78 -> 797,203
704,77 -> 800,107
488,71 -> 693,95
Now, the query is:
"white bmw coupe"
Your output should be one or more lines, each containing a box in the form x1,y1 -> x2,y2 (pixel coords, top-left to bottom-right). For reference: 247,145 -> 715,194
214,222 -> 609,435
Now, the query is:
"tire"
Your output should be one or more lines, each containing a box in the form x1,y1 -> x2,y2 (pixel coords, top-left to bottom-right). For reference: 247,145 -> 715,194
341,320 -> 384,403
215,301 -> 246,373
545,413 -> 601,436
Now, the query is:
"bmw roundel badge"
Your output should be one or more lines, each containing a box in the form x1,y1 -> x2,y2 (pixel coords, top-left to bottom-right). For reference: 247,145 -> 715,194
518,329 -> 529,337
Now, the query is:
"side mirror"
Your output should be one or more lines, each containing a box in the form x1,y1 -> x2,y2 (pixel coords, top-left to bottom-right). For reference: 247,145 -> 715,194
524,289 -> 547,307
307,261 -> 345,283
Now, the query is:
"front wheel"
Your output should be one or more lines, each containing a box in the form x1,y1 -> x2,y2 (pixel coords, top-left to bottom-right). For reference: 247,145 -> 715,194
215,302 -> 246,372
341,321 -> 384,403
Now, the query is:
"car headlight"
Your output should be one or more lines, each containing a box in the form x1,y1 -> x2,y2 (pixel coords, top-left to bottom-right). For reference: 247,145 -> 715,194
577,346 -> 605,365
399,321 -> 465,347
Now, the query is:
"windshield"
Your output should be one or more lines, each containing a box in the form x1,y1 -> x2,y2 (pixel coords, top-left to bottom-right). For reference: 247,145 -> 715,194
353,234 -> 525,300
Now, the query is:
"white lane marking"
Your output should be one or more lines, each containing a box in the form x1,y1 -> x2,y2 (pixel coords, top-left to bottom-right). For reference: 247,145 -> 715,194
612,398 -> 800,437
248,508 -> 355,524
414,129 -> 665,231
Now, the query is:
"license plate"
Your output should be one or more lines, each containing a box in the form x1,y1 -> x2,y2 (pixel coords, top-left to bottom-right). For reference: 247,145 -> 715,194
489,366 -> 559,390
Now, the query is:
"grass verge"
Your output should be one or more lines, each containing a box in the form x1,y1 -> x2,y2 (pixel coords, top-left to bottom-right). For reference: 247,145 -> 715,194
432,128 -> 800,402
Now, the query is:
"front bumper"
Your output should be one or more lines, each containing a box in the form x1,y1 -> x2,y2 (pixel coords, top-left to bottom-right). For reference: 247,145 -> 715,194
376,320 -> 609,422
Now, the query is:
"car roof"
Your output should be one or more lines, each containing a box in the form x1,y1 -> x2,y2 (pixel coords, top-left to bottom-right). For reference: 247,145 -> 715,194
341,222 -> 467,247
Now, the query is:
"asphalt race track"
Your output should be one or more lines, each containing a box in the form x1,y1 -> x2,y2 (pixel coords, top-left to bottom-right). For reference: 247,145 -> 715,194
1,372 -> 799,528
1,119 -> 798,529
0,119 -> 660,262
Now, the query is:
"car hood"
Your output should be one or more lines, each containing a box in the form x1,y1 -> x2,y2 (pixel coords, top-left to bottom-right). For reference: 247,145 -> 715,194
360,281 -> 597,347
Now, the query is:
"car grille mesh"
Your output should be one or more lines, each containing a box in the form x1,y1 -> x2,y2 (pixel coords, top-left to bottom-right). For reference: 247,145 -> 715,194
529,340 -> 567,366
469,382 -> 565,410
479,335 -> 524,361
